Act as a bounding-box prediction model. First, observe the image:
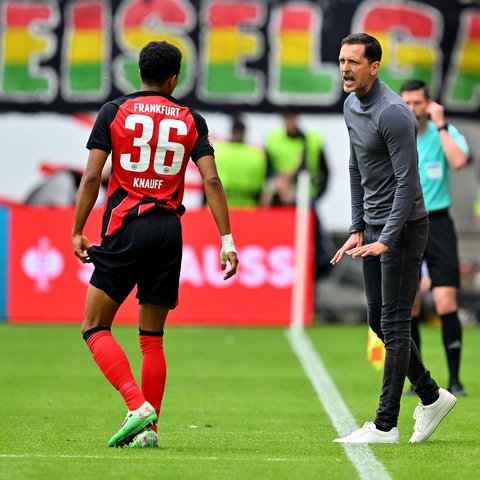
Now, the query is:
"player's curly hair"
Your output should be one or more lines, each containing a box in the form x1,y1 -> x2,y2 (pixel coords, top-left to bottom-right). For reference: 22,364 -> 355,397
139,41 -> 182,86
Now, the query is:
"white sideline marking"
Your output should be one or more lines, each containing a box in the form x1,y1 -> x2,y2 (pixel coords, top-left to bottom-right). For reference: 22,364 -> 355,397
286,326 -> 392,480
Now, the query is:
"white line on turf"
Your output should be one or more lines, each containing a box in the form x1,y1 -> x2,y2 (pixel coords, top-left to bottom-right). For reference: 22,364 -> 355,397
288,170 -> 391,479
286,326 -> 392,480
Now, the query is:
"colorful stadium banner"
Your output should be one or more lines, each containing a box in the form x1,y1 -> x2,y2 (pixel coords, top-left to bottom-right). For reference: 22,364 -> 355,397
201,1 -> 263,102
1,2 -> 57,102
0,0 -> 479,116
445,9 -> 480,110
63,1 -> 107,100
269,3 -> 339,104
115,0 -> 196,95
6,206 -> 313,326
353,2 -> 442,95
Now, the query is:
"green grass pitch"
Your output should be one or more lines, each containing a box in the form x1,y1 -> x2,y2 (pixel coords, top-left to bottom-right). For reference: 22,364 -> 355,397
0,322 -> 478,480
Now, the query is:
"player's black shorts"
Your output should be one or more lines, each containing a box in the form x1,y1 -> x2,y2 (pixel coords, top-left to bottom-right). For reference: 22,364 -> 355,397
423,208 -> 460,289
87,206 -> 182,308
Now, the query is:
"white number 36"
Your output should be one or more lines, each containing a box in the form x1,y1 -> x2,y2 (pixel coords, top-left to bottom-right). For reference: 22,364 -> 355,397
120,115 -> 187,175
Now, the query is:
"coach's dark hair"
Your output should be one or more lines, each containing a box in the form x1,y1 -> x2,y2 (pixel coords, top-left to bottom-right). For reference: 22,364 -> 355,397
400,79 -> 431,99
341,33 -> 382,64
139,41 -> 182,86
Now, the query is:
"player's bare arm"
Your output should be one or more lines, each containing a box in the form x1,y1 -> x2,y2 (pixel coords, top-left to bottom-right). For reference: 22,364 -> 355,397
72,148 -> 109,263
427,101 -> 468,170
197,155 -> 239,279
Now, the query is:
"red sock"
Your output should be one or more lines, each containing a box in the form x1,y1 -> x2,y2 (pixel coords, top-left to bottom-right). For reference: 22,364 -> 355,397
86,330 -> 145,411
140,335 -> 167,431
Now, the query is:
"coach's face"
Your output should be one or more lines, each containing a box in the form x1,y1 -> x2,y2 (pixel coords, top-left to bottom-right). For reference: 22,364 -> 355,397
339,43 -> 379,97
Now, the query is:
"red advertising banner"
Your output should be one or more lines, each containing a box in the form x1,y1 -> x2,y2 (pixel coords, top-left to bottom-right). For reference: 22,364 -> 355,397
7,206 -> 313,326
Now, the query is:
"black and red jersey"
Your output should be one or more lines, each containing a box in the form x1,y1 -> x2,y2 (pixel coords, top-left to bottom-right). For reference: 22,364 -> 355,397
86,91 -> 213,237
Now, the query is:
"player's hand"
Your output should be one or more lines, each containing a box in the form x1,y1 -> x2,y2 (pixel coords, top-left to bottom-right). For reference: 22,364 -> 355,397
72,233 -> 92,263
220,233 -> 238,280
221,251 -> 239,280
346,240 -> 388,259
331,232 -> 363,265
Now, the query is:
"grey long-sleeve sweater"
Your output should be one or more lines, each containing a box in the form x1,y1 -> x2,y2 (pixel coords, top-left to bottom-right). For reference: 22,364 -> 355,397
344,79 -> 427,248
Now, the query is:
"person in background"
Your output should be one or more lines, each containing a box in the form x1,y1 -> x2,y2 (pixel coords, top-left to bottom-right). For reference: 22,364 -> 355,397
182,161 -> 206,209
331,33 -> 456,444
214,115 -> 267,207
400,79 -> 470,397
262,106 -> 332,278
475,187 -> 480,225
24,162 -> 110,206
72,41 -> 238,449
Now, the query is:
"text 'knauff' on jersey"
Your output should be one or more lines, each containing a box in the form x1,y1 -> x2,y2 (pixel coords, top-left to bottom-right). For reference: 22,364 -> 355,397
86,91 -> 214,237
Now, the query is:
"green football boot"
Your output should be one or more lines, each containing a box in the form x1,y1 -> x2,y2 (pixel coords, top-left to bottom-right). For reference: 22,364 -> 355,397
130,429 -> 159,448
108,401 -> 157,448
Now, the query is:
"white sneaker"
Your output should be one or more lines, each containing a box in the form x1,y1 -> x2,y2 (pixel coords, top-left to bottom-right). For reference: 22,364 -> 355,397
333,422 -> 400,444
409,388 -> 457,443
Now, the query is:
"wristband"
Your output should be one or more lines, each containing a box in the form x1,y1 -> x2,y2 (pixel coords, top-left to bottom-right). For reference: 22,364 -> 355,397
220,234 -> 236,264
437,124 -> 448,132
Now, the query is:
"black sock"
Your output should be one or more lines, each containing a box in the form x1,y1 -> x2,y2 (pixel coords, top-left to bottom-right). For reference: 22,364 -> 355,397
374,422 -> 393,432
440,311 -> 462,385
422,390 -> 440,406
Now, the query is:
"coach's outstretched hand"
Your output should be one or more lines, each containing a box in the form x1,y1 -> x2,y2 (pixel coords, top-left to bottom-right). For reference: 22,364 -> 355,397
330,232 -> 364,265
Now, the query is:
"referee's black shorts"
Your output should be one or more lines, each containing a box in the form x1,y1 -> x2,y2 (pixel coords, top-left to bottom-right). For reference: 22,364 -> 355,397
87,207 -> 182,308
423,208 -> 460,289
